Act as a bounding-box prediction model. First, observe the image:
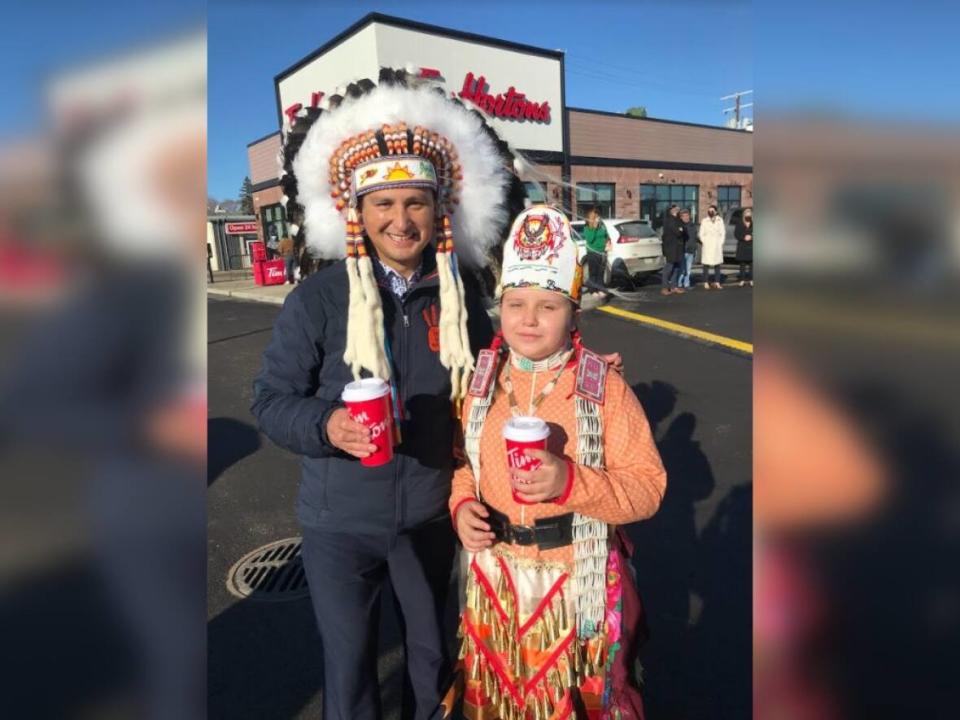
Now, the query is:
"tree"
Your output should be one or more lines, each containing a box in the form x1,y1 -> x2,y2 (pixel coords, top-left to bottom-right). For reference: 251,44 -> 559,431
625,106 -> 648,118
239,176 -> 254,215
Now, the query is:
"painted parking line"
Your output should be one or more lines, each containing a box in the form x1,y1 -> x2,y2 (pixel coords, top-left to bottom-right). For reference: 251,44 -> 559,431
598,305 -> 753,355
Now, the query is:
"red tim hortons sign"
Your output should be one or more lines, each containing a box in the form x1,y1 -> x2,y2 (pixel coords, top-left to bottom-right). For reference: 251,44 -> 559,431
458,72 -> 551,123
225,222 -> 258,234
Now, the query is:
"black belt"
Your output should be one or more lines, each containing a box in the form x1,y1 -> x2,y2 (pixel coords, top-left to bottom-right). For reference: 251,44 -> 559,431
483,503 -> 574,551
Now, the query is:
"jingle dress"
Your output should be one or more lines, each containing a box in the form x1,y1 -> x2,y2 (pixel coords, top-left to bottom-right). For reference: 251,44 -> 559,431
450,346 -> 667,720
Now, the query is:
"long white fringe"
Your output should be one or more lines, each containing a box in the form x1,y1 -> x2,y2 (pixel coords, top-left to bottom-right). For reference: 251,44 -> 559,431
573,395 -> 610,639
343,254 -> 363,379
356,254 -> 391,381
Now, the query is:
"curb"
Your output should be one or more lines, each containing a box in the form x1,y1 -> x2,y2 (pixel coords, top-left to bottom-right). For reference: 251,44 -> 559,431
207,287 -> 288,306
209,287 -> 614,313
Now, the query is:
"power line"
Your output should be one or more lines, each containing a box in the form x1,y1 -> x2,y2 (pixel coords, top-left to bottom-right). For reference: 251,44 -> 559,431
565,66 -> 721,100
721,89 -> 753,128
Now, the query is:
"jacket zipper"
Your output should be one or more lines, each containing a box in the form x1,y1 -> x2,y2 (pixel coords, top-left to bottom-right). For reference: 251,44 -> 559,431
396,297 -> 411,531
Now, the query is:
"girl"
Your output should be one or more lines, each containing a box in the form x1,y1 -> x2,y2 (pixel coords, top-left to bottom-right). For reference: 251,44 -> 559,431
449,205 -> 667,719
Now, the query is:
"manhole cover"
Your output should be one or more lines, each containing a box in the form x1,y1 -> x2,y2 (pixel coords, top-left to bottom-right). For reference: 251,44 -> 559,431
226,537 -> 309,602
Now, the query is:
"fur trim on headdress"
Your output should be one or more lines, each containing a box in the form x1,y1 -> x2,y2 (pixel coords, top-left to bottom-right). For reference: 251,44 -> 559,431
292,83 -> 513,269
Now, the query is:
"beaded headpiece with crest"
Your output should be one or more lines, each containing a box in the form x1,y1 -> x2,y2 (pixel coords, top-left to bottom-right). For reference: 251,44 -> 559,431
282,68 -> 524,403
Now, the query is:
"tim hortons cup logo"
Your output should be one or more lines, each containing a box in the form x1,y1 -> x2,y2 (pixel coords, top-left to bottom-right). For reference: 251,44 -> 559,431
351,411 -> 389,440
507,446 -> 539,470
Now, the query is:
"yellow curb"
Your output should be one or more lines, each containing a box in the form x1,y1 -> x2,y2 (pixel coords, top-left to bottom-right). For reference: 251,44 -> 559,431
598,305 -> 753,354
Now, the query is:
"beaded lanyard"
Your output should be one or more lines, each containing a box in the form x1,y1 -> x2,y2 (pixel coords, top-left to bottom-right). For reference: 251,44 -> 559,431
502,348 -> 574,417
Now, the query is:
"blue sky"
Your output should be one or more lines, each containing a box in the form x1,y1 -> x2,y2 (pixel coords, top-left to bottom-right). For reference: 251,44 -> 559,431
1,2 -> 203,138
5,1 -> 957,203
207,0 -> 752,200
755,0 -> 960,122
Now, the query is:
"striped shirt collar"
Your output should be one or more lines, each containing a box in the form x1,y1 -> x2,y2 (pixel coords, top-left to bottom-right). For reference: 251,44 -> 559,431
373,257 -> 424,299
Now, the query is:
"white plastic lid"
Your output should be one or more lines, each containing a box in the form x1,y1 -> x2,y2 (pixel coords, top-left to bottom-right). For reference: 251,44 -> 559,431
502,416 -> 550,442
341,377 -> 390,403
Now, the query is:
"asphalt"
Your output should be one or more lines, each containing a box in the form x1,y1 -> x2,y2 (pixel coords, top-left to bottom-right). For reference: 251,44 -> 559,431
207,285 -> 752,719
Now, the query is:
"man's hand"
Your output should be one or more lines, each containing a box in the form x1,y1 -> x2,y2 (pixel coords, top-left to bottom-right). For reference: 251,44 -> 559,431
510,450 -> 569,503
455,501 -> 496,552
599,352 -> 623,374
326,407 -> 377,458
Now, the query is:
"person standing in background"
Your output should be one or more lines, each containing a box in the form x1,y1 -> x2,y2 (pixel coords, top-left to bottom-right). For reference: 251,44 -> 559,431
278,235 -> 295,284
699,204 -> 726,289
735,208 -> 754,287
581,205 -> 610,292
678,208 -> 697,289
660,204 -> 686,295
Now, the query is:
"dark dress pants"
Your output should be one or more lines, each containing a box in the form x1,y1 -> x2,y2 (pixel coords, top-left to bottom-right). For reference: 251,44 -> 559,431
585,250 -> 607,290
300,517 -> 456,720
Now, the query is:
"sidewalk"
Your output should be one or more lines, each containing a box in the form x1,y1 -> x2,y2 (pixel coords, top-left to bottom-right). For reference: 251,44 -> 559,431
207,278 -> 610,311
207,278 -> 294,305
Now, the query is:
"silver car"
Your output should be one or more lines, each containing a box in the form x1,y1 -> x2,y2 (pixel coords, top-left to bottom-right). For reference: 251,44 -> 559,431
570,218 -> 665,285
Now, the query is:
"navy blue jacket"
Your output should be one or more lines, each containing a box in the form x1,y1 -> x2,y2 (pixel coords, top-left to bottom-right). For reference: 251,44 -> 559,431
251,250 -> 494,534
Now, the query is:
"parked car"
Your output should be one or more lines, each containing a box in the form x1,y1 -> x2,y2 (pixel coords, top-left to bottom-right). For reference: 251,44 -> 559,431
724,207 -> 752,260
570,218 -> 664,286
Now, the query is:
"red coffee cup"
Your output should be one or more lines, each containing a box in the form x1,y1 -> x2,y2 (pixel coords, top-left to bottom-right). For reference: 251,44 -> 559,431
341,378 -> 394,467
503,416 -> 550,505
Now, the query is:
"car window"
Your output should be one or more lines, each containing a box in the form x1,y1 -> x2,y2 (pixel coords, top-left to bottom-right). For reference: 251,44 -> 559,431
616,221 -> 656,238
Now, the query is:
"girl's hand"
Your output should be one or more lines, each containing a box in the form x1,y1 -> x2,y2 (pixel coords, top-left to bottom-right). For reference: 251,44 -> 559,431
455,501 -> 496,552
510,450 -> 570,503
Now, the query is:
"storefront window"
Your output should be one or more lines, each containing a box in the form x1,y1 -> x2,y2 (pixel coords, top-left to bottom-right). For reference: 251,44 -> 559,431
576,183 -> 615,219
717,185 -> 742,215
523,181 -> 547,204
640,184 -> 699,226
261,203 -> 288,251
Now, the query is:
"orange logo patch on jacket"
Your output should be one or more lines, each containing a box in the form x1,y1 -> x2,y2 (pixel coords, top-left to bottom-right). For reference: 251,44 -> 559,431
423,305 -> 440,353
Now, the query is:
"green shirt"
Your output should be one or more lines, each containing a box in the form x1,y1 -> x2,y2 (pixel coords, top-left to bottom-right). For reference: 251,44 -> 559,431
582,222 -> 609,253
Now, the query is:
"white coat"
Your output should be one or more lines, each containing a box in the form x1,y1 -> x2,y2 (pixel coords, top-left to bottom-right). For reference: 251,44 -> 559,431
699,215 -> 726,266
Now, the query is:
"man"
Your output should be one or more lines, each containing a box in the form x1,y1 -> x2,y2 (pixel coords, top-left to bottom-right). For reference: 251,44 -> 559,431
678,208 -> 698,289
278,234 -> 295,284
581,205 -> 610,292
250,72 -> 522,720
660,204 -> 687,295
266,227 -> 280,259
699,204 -> 725,289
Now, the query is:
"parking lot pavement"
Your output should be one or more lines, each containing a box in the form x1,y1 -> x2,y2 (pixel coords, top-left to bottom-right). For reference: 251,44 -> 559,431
600,264 -> 752,346
208,290 -> 752,719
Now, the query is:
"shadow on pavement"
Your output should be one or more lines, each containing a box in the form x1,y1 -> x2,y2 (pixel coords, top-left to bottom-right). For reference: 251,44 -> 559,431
627,382 -> 752,719
0,558 -> 135,717
208,417 -> 261,487
208,582 -> 409,720
208,596 -> 324,720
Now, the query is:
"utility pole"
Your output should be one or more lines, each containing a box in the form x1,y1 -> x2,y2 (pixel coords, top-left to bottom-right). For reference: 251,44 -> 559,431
721,90 -> 753,129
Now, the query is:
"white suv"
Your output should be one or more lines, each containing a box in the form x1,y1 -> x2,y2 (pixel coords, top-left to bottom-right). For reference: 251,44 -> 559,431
570,218 -> 665,286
